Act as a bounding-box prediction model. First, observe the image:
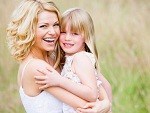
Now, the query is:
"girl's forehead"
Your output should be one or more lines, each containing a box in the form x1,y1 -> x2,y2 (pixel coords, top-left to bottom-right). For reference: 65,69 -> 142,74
64,22 -> 81,32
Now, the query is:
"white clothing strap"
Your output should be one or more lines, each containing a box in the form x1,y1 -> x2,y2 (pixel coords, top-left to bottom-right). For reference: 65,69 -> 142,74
21,59 -> 33,83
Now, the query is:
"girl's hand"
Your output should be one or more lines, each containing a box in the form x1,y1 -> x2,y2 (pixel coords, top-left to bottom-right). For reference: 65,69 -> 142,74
35,67 -> 62,89
76,99 -> 112,113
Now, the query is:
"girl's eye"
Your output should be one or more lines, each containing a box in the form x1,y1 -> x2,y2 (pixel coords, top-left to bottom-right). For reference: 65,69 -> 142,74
60,32 -> 66,36
54,23 -> 60,27
61,32 -> 66,34
72,33 -> 79,35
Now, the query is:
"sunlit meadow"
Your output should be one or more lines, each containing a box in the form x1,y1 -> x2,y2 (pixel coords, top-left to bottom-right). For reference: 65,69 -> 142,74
0,0 -> 149,113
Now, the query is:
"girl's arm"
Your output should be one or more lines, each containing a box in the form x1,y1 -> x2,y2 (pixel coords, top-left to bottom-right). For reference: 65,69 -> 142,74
35,53 -> 98,102
59,53 -> 98,101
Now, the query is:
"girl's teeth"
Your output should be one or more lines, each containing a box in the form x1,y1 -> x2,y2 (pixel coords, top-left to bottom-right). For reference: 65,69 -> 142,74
65,43 -> 73,47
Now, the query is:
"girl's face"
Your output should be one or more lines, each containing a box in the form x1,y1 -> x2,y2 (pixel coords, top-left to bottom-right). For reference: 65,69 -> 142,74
59,23 -> 85,56
34,11 -> 60,52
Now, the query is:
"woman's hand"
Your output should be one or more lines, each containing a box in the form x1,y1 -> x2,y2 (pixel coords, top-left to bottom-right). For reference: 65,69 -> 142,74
76,99 -> 112,113
35,67 -> 62,89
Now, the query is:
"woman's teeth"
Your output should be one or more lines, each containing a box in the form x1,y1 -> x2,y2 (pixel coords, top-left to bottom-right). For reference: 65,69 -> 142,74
43,38 -> 54,42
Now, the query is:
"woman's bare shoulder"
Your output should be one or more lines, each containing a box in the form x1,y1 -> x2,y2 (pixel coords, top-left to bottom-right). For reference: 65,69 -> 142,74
19,58 -> 51,78
30,59 -> 52,69
18,59 -> 49,96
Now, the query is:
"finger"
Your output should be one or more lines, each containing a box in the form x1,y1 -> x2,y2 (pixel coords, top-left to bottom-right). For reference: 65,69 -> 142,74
44,67 -> 56,76
46,68 -> 57,77
35,80 -> 46,85
37,68 -> 46,75
96,107 -> 109,113
77,108 -> 93,113
83,102 -> 95,108
39,85 -> 48,90
76,110 -> 82,113
34,75 -> 47,80
46,65 -> 56,71
107,108 -> 112,113
46,67 -> 54,72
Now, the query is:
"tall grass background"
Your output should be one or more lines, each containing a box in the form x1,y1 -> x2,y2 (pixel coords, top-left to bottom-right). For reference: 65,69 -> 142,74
0,0 -> 149,113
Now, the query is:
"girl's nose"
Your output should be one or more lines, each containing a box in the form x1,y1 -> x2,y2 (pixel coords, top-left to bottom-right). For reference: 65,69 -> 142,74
65,34 -> 71,40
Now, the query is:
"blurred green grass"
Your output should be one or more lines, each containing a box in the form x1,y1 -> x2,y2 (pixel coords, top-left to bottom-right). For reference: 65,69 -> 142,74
0,0 -> 149,113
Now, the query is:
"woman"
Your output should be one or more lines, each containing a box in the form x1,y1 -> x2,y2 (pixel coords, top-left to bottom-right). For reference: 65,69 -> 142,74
7,0 -> 111,113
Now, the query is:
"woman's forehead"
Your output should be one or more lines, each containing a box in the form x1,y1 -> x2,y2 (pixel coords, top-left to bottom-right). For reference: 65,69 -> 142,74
37,11 -> 58,23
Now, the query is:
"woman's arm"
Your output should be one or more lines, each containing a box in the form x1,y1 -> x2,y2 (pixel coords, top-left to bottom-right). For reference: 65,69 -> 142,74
98,73 -> 112,102
46,86 -> 112,113
40,77 -> 111,112
76,86 -> 112,113
45,87 -> 87,109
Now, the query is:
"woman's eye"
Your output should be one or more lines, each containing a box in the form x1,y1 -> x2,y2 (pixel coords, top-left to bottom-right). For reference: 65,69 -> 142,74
39,25 -> 47,28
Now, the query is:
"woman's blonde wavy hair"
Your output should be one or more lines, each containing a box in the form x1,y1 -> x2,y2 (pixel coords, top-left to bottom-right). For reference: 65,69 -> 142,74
60,8 -> 100,72
7,0 -> 62,68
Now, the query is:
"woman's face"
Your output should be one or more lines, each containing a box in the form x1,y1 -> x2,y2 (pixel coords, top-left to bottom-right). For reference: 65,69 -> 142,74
34,11 -> 60,52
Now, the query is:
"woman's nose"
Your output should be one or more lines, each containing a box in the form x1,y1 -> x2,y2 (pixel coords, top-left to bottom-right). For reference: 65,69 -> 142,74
48,27 -> 55,35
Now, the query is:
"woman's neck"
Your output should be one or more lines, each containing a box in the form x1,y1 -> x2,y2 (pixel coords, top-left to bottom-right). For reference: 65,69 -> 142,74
30,48 -> 51,63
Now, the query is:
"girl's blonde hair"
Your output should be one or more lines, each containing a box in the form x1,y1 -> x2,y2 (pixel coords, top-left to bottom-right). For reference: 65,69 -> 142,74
61,8 -> 100,72
7,0 -> 61,68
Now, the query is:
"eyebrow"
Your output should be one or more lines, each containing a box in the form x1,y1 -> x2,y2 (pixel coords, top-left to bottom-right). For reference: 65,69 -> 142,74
38,21 -> 59,25
54,21 -> 59,24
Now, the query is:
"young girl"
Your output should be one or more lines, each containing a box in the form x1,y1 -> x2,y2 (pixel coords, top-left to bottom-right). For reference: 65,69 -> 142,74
35,8 -> 111,113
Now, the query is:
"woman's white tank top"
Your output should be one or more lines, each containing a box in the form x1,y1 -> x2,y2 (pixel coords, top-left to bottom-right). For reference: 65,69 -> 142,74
19,59 -> 63,113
